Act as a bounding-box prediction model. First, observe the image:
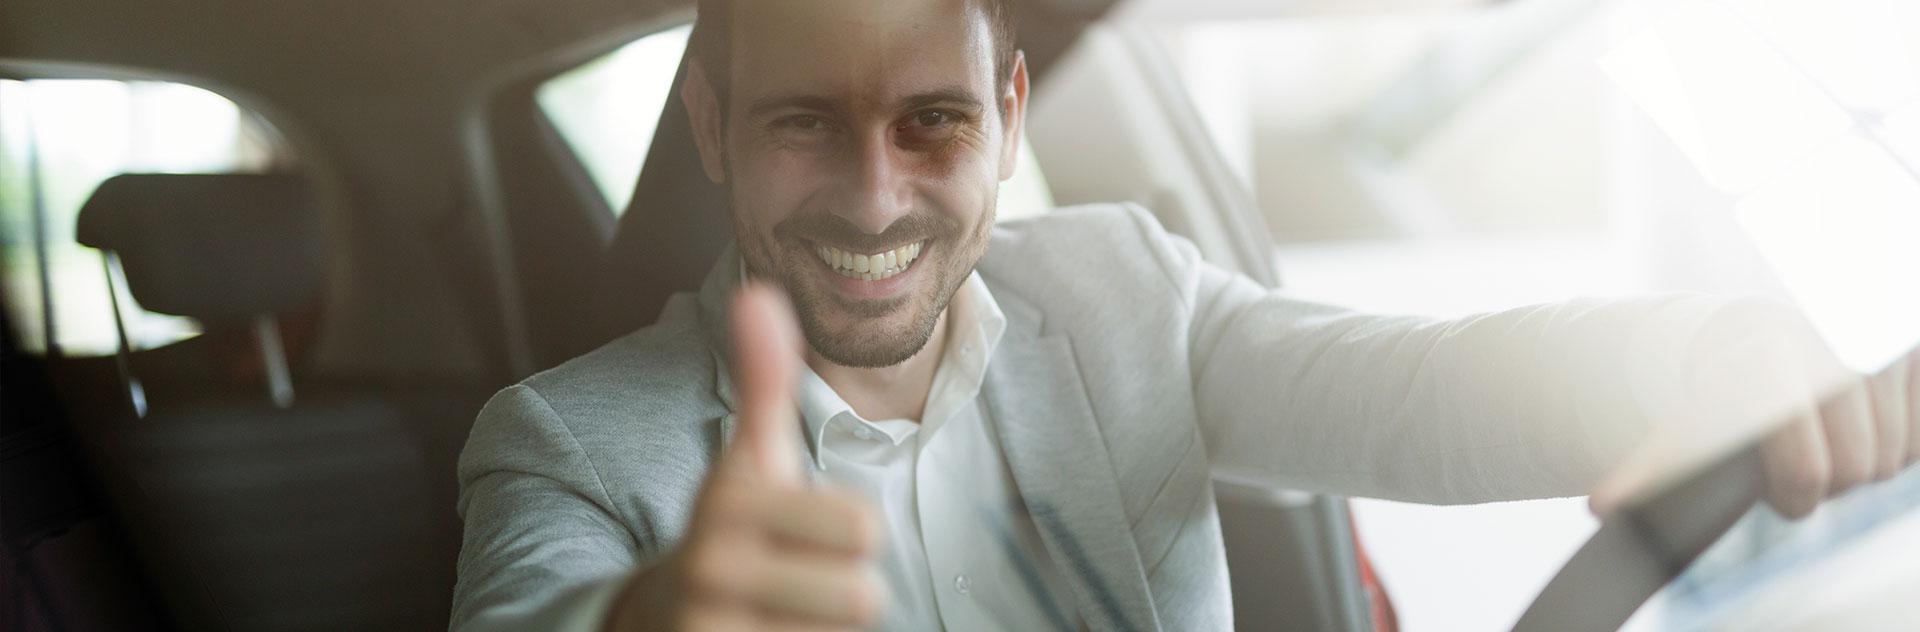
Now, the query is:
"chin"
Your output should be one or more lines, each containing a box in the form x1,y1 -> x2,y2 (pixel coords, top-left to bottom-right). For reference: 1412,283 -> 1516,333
799,285 -> 943,368
747,223 -> 984,368
787,257 -> 949,368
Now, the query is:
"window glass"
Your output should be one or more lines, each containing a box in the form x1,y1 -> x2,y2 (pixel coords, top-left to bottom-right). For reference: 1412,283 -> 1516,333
1,79 -> 281,357
537,24 -> 692,215
1151,0 -> 1915,315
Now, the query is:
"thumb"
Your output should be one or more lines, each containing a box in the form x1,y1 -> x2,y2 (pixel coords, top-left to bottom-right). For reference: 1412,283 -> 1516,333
725,283 -> 806,484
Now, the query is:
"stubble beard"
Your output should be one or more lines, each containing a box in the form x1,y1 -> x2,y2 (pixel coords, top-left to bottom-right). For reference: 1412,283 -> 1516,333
728,184 -> 994,368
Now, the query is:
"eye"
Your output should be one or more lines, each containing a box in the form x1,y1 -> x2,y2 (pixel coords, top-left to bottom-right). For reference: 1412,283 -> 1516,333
911,110 -> 954,128
767,114 -> 840,149
778,115 -> 833,132
898,109 -> 963,144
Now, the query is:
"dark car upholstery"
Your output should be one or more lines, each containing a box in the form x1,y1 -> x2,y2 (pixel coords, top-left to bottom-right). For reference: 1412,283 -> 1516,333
44,173 -> 472,631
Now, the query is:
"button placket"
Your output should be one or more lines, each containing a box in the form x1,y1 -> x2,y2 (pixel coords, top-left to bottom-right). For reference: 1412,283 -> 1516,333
916,432 -> 975,626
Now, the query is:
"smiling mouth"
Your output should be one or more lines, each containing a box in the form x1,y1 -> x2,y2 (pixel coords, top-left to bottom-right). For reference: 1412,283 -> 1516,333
814,241 -> 924,281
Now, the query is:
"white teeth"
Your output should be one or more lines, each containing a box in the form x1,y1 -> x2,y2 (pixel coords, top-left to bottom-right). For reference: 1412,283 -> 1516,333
814,241 -> 924,281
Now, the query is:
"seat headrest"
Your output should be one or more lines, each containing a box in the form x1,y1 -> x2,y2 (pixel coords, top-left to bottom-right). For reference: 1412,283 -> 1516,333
75,173 -> 324,325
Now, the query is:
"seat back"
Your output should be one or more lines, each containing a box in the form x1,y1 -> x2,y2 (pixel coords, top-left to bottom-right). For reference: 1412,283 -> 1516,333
1,312 -> 168,632
67,172 -> 459,631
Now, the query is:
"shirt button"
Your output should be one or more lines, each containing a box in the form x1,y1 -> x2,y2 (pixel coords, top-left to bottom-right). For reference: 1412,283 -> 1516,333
953,574 -> 972,595
853,426 -> 878,441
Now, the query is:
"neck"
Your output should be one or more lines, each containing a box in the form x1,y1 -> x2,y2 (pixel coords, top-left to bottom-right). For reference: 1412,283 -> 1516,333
807,308 -> 950,422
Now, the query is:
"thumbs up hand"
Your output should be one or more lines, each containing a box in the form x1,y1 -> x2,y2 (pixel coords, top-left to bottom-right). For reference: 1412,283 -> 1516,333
723,283 -> 808,482
606,285 -> 887,631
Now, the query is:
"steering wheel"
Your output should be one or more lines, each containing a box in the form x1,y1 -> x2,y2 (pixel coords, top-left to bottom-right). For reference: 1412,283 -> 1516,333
1511,448 -> 1767,631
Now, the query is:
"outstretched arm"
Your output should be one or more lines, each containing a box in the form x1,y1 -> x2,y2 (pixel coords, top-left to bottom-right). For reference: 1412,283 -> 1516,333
1121,207 -> 1918,511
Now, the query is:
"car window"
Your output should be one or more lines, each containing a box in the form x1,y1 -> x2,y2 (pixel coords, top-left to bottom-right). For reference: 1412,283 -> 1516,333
537,23 -> 1053,222
0,79 -> 285,357
537,24 -> 692,216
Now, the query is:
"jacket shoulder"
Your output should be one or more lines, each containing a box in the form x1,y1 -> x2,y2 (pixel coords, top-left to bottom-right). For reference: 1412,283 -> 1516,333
982,203 -> 1196,315
515,294 -> 725,435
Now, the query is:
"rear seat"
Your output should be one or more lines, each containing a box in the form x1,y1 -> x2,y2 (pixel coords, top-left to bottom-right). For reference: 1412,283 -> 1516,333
57,173 -> 469,630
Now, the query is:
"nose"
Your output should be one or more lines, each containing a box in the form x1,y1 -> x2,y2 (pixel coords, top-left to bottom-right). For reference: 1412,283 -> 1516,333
830,128 -> 913,236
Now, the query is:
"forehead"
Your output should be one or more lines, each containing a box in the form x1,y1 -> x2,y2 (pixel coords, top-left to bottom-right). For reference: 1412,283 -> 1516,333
728,0 -> 996,107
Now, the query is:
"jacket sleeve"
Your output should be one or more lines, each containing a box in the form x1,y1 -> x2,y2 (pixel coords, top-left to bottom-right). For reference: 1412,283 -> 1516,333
450,384 -> 645,631
1119,206 -> 1743,503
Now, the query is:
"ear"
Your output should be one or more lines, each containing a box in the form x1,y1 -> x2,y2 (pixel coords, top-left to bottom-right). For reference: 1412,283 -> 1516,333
996,51 -> 1031,182
682,57 -> 729,184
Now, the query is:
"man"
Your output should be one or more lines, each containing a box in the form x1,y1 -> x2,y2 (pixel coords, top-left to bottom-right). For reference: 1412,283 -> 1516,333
451,1 -> 1920,630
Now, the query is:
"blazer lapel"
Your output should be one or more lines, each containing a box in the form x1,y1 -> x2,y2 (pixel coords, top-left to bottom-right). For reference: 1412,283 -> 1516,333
982,292 -> 1161,632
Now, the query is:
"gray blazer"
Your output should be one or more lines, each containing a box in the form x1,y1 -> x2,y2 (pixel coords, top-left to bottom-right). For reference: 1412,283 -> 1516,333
453,204 -> 1731,630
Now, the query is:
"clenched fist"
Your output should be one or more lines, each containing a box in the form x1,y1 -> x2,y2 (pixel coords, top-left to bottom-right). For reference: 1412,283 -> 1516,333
605,285 -> 888,631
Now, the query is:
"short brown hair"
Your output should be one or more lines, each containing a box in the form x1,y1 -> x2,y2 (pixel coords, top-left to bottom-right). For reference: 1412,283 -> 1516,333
690,0 -> 1017,109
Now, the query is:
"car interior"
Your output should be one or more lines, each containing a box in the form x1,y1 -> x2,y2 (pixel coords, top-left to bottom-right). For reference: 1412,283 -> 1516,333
0,1 -> 1384,629
5,0 -> 1915,630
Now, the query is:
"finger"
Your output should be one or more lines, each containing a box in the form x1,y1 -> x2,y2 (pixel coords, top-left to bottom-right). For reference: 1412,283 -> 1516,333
726,284 -> 806,483
759,489 -> 884,557
752,621 -> 861,632
1817,380 -> 1877,494
750,552 -> 887,627
1588,453 -> 1648,518
1761,411 -> 1830,519
676,608 -> 757,632
1907,349 -> 1920,465
1867,358 -> 1909,479
1587,486 -> 1622,519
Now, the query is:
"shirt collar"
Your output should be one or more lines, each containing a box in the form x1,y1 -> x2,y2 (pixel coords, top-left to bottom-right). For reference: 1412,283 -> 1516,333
784,267 -> 1007,470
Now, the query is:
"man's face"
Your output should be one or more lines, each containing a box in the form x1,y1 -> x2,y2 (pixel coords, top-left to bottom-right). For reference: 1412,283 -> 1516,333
693,0 -> 1022,368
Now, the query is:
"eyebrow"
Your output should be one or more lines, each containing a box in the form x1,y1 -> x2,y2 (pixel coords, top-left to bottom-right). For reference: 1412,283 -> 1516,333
747,94 -> 841,119
746,87 -> 988,119
898,88 -> 987,114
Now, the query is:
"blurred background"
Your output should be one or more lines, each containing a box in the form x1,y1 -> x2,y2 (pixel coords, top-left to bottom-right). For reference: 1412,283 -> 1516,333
3,0 -> 1915,629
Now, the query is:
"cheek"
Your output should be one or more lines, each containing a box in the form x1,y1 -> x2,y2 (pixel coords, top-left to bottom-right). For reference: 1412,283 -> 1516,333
920,124 -> 996,175
912,131 -> 1002,226
730,155 -> 826,233
922,183 -> 995,234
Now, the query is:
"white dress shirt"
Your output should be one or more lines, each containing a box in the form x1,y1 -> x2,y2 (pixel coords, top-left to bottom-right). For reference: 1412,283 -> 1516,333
795,271 -> 1078,631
